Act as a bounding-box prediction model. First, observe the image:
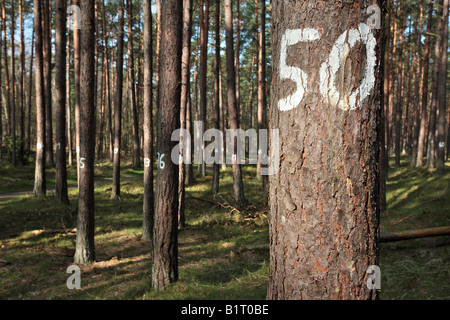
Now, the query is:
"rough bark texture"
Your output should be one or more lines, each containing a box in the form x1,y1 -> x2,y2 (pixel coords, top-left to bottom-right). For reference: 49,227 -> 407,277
33,0 -> 46,198
55,0 -> 69,204
10,0 -> 16,166
436,0 -> 448,175
416,0 -> 433,167
151,0 -> 182,291
74,0 -> 81,186
179,0 -> 193,225
212,0 -> 221,195
268,0 -> 382,300
142,0 -> 154,241
74,0 -> 96,264
225,0 -> 246,209
111,0 -> 125,200
127,0 -> 141,168
199,0 -> 209,176
44,0 -> 54,167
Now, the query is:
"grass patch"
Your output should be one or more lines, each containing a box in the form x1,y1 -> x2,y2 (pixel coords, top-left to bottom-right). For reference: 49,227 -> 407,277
0,155 -> 448,299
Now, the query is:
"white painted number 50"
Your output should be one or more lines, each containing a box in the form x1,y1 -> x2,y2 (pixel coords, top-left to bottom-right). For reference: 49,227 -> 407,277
279,23 -> 377,112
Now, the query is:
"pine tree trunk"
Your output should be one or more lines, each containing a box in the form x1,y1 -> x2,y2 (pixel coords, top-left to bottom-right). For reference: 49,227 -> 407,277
111,0 -> 125,200
33,0 -> 46,198
74,0 -> 96,264
199,0 -> 209,176
436,0 -> 448,175
257,0 -> 267,194
102,0 -> 113,163
55,0 -> 69,204
127,0 -> 141,168
395,0 -> 405,168
268,0 -> 382,299
2,1 -> 11,139
179,0 -> 193,225
10,0 -> 16,166
19,0 -> 25,165
142,0 -> 154,241
225,0 -> 246,208
44,0 -> 54,167
27,30 -> 34,153
151,0 -> 182,291
74,0 -> 81,185
417,0 -> 434,167
66,28 -> 73,167
212,0 -> 221,195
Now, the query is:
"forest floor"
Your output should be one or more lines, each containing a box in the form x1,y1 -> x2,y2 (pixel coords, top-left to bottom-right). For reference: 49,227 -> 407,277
0,156 -> 448,300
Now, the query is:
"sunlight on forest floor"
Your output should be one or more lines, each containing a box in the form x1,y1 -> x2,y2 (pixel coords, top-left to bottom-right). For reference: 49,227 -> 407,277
0,156 -> 448,300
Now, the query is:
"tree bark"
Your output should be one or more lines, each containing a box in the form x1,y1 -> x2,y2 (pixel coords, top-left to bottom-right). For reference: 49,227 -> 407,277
74,0 -> 81,185
151,0 -> 182,291
436,0 -> 449,175
179,0 -> 193,225
394,0 -> 404,168
2,0 -> 10,139
212,0 -> 221,195
66,25 -> 72,167
199,0 -> 209,176
111,0 -> 125,200
127,0 -> 141,168
10,0 -> 16,166
268,0 -> 382,300
19,0 -> 25,165
74,0 -> 97,264
257,0 -> 267,194
55,0 -> 69,204
417,0 -> 434,167
102,0 -> 113,163
225,0 -> 246,209
27,30 -> 34,153
33,0 -> 46,198
142,0 -> 154,241
43,0 -> 53,167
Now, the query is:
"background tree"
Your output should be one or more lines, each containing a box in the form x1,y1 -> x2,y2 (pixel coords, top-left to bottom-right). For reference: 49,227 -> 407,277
33,0 -> 46,198
54,0 -> 68,204
225,0 -> 246,208
74,0 -> 97,264
151,0 -> 182,291
111,0 -> 125,200
142,0 -> 154,241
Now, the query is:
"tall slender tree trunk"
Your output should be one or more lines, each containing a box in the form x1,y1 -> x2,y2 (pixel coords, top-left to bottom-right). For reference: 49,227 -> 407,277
257,0 -> 267,194
2,0 -> 10,139
142,0 -> 154,241
10,0 -> 16,166
66,28 -> 73,167
102,0 -> 113,163
411,1 -> 424,167
179,0 -> 193,226
43,0 -> 53,167
436,0 -> 449,175
268,0 -> 382,299
427,0 -> 443,169
33,0 -> 46,198
111,0 -> 125,200
127,0 -> 140,168
151,0 -> 182,291
74,0 -> 81,185
395,0 -> 404,168
417,0 -> 434,167
212,0 -> 221,195
225,0 -> 246,208
199,0 -> 209,177
55,0 -> 69,204
19,0 -> 25,165
74,0 -> 96,264
27,30 -> 34,153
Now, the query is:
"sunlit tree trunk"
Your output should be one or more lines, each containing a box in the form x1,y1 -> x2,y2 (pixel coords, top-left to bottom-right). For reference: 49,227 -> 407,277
268,0 -> 382,299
